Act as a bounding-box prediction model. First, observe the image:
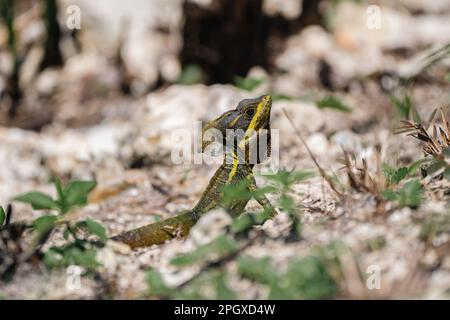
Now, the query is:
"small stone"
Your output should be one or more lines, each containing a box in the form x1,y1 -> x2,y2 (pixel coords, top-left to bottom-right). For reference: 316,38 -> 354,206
109,240 -> 132,255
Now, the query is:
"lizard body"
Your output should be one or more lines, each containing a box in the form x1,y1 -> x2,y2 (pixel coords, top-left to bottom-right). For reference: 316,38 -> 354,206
112,95 -> 275,248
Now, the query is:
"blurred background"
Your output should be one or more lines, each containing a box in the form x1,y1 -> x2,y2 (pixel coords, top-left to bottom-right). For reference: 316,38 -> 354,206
1,0 -> 449,128
0,0 -> 450,299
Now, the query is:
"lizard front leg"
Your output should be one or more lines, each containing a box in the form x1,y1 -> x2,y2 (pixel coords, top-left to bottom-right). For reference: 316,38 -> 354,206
248,177 -> 277,219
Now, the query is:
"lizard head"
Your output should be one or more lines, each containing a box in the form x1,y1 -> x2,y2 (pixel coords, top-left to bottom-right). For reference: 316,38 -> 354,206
201,95 -> 272,157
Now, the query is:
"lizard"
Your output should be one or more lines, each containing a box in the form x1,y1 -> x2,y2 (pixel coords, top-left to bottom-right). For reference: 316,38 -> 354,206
112,95 -> 276,248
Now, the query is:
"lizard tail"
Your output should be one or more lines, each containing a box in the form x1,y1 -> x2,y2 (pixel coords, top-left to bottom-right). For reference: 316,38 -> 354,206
111,210 -> 197,249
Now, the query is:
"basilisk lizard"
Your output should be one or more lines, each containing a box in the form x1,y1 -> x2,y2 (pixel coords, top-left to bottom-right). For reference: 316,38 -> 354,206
112,95 -> 276,248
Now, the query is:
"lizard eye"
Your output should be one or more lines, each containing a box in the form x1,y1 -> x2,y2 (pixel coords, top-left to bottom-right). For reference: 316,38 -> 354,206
245,108 -> 255,117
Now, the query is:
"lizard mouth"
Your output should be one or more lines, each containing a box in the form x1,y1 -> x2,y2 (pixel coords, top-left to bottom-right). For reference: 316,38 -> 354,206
256,95 -> 272,131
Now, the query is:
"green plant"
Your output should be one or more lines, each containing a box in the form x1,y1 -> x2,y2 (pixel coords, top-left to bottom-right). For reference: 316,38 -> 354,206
382,159 -> 425,186
170,235 -> 238,267
234,76 -> 265,91
222,169 -> 314,239
14,178 -> 96,214
0,206 -> 6,229
316,95 -> 351,113
338,147 -> 426,210
396,108 -> 449,180
146,241 -> 340,300
383,178 -> 423,209
43,241 -> 100,270
145,170 -> 317,299
237,246 -> 339,299
12,178 -> 106,271
146,268 -> 237,299
264,170 -> 315,240
177,64 -> 203,85
145,231 -> 242,299
390,93 -> 415,120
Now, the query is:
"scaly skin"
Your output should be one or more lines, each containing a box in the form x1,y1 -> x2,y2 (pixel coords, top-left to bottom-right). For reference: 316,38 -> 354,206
112,95 -> 276,248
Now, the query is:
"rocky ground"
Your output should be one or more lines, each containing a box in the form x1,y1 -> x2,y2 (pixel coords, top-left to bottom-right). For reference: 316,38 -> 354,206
0,0 -> 449,299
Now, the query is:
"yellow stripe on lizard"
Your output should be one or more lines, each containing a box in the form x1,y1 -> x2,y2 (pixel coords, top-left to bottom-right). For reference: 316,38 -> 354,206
227,152 -> 239,182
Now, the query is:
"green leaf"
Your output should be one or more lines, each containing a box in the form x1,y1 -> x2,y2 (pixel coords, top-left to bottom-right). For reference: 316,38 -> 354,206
54,177 -> 66,210
407,159 -> 428,175
231,208 -> 273,234
177,64 -> 203,85
382,160 -> 425,185
238,256 -> 278,285
170,235 -> 238,266
398,179 -> 423,208
316,95 -> 351,113
234,76 -> 265,91
281,256 -> 337,299
383,179 -> 423,208
393,167 -> 409,183
279,194 -> 295,213
43,244 -> 100,270
84,218 -> 107,242
32,215 -> 57,242
0,206 -> 6,228
221,179 -> 253,207
382,164 -> 408,185
69,247 -> 99,269
43,248 -> 63,268
264,170 -> 314,190
63,180 -> 96,208
14,192 -> 59,211
146,269 -> 173,296
382,189 -> 397,201
44,240 -> 101,271
231,214 -> 254,233
390,94 -> 412,119
54,177 -> 65,202
214,272 -> 237,300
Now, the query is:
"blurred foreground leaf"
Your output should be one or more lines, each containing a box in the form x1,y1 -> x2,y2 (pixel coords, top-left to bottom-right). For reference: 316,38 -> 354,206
0,206 -> 6,228
383,178 -> 423,208
43,245 -> 99,270
146,268 -> 173,296
170,235 -> 238,266
316,95 -> 351,113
